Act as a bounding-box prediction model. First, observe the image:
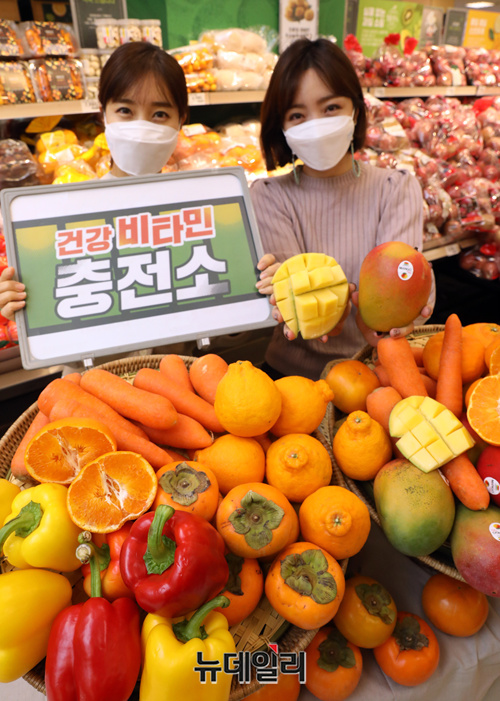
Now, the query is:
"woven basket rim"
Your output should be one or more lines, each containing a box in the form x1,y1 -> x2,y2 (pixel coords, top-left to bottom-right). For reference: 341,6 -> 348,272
0,353 -> 346,700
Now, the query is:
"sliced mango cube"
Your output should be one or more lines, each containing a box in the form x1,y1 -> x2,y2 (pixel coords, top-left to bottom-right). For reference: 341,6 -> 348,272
271,253 -> 349,340
389,396 -> 475,473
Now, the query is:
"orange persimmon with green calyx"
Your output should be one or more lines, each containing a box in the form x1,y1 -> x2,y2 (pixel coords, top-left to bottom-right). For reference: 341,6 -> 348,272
325,359 -> 380,415
213,552 -> 264,626
421,572 -> 489,637
334,574 -> 397,649
152,460 -> 219,521
264,540 -> 346,630
305,626 -> 363,701
215,482 -> 299,559
271,376 -> 334,436
373,611 -> 439,687
299,486 -> 371,560
265,433 -> 332,503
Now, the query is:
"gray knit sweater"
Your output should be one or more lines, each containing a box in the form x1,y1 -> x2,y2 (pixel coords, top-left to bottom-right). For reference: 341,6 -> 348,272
249,162 -> 425,380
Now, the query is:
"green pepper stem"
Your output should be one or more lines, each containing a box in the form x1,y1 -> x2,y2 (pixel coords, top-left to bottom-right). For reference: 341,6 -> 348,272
0,501 -> 42,552
146,504 -> 175,567
75,541 -> 103,598
172,595 -> 230,643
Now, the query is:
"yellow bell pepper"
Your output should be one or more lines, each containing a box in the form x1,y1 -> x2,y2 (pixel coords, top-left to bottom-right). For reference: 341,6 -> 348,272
0,483 -> 81,571
140,595 -> 236,701
0,568 -> 72,682
0,479 -> 21,526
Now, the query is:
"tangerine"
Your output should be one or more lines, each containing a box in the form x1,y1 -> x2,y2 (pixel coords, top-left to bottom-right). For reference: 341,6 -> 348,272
24,418 -> 117,485
67,451 -> 157,533
325,360 -> 380,415
485,337 -> 500,370
488,344 -> 500,375
265,433 -> 332,502
332,411 -> 392,480
194,434 -> 266,495
422,332 -> 486,384
463,322 -> 500,349
271,376 -> 333,436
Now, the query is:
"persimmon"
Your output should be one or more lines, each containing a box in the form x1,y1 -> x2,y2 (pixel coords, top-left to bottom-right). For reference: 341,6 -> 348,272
214,553 -> 264,627
325,359 -> 380,414
215,482 -> 299,559
421,572 -> 489,637
265,541 -> 345,630
244,672 -> 301,700
422,331 -> 486,384
305,626 -> 363,701
373,611 -> 440,687
153,460 -> 219,521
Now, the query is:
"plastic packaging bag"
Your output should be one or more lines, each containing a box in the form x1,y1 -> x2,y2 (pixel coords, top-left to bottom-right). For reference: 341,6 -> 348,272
0,139 -> 42,190
20,21 -> 79,57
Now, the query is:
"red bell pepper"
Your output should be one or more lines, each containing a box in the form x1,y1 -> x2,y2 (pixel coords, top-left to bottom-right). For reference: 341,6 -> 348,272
45,533 -> 141,701
80,524 -> 134,601
120,504 -> 229,618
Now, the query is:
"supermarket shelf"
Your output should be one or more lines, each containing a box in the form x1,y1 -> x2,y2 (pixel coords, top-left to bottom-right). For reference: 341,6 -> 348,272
423,236 -> 477,262
0,91 -> 266,120
368,86 -> 478,98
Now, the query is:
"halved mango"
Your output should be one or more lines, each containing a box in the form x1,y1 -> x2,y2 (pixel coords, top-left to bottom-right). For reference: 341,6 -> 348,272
271,253 -> 349,339
389,396 -> 475,473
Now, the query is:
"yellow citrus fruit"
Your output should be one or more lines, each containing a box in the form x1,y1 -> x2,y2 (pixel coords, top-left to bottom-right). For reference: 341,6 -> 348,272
214,360 -> 282,437
194,434 -> 266,495
265,433 -> 332,502
332,410 -> 392,480
270,376 -> 334,436
24,418 -> 117,485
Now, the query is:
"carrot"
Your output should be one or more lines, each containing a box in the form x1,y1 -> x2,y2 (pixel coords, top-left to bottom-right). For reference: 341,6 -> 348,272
436,313 -> 463,418
159,354 -> 194,393
420,373 -> 437,398
48,397 -> 174,471
376,336 -> 428,398
366,386 -> 403,434
373,365 -> 391,386
38,378 -> 148,439
189,354 -> 229,404
10,410 -> 50,477
133,367 -> 225,433
441,454 -> 490,511
63,372 -> 82,384
138,413 -> 214,450
80,368 -> 178,430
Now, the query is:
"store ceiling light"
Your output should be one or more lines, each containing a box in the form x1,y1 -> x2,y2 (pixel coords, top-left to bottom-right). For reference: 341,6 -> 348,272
465,2 -> 495,8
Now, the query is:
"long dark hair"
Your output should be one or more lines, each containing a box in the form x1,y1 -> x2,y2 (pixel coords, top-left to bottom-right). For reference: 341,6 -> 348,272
98,42 -> 188,123
260,38 -> 367,170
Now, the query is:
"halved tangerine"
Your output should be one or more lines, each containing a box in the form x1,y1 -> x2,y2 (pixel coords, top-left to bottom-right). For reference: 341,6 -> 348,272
488,345 -> 500,376
485,338 -> 500,371
67,451 -> 158,533
24,418 -> 117,484
467,375 -> 500,446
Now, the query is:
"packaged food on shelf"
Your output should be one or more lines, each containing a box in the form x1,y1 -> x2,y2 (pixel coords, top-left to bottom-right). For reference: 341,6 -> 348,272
20,21 -> 79,57
0,60 -> 37,104
0,139 -> 42,190
140,19 -> 162,47
343,33 -> 383,88
428,44 -> 467,86
212,67 -> 268,90
464,47 -> 496,87
29,57 -> 86,101
52,159 -> 98,184
364,94 -> 410,152
200,27 -> 269,55
94,17 -> 120,50
459,242 -> 500,280
80,49 -> 101,78
85,77 -> 99,100
184,71 -> 217,93
0,19 -> 26,58
170,44 -> 214,73
117,18 -> 142,45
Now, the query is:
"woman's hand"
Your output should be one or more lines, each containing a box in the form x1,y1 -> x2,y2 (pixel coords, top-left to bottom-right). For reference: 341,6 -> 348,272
0,267 -> 26,321
352,291 -> 433,347
256,253 -> 280,296
318,282 -> 357,343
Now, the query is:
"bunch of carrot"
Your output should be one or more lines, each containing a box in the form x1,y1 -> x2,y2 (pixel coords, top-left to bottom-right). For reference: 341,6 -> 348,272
10,353 -> 230,479
365,315 -> 489,512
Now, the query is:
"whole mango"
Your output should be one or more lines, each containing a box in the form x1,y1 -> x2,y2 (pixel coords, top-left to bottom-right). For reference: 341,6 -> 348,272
358,241 -> 432,332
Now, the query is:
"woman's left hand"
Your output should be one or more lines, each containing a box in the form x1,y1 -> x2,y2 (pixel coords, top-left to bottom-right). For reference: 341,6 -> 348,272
351,291 -> 433,347
318,283 -> 357,343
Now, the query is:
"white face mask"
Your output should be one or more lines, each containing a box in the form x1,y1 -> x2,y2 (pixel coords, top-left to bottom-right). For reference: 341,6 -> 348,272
104,119 -> 179,176
283,112 -> 356,172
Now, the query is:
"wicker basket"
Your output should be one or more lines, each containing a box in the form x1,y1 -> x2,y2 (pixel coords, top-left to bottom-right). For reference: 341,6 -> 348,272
321,326 -> 465,582
0,354 -> 347,699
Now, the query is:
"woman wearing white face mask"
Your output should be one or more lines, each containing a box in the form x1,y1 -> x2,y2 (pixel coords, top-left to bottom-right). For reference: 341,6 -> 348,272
252,38 -> 434,381
0,42 -> 189,320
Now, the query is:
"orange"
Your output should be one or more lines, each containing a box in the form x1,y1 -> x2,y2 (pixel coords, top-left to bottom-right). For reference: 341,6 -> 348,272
299,485 -> 371,560
332,410 -> 392,480
214,360 -> 282,437
485,337 -> 500,370
67,451 -> 157,533
265,433 -> 332,503
153,460 -> 220,520
194,434 -> 266,495
24,417 -> 117,485
422,332 -> 486,384
325,359 -> 380,415
270,375 -> 334,436
464,378 -> 482,408
467,375 -> 500,445
488,345 -> 500,375
463,322 -> 500,349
